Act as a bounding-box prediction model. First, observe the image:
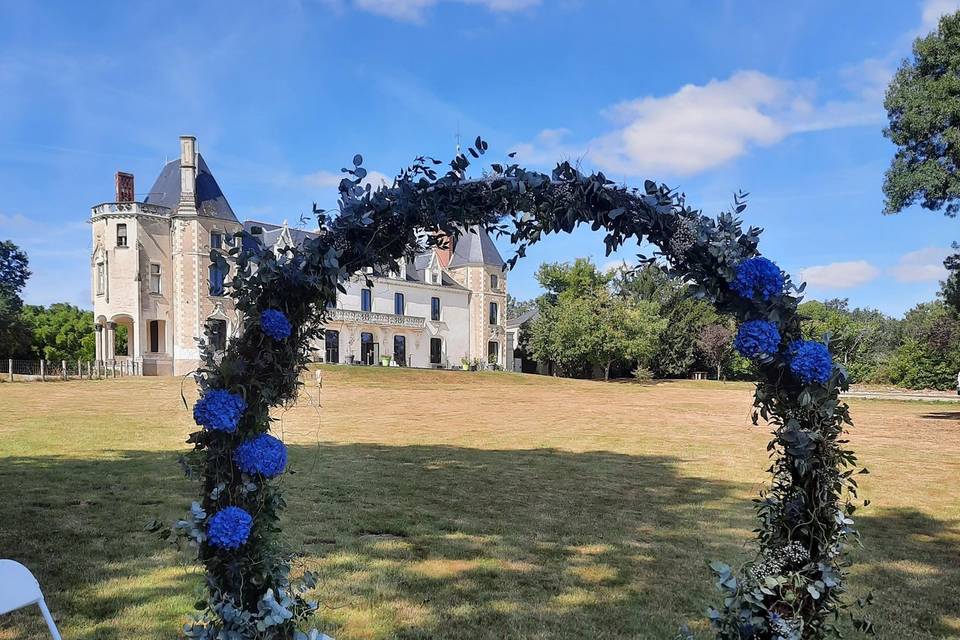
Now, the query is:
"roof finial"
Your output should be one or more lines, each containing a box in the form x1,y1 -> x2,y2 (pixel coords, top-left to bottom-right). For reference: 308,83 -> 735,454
455,122 -> 461,156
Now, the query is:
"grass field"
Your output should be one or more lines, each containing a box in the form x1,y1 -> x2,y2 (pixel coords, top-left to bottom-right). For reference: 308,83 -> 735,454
1,367 -> 958,639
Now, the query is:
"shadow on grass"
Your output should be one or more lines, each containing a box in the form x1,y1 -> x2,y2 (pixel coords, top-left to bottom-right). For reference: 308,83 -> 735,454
5,444 -> 956,639
853,508 -> 960,639
282,444 -> 756,639
918,411 -> 960,421
0,444 -> 788,639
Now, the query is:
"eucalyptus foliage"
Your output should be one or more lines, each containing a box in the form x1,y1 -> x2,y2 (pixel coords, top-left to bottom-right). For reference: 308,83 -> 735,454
167,138 -> 866,639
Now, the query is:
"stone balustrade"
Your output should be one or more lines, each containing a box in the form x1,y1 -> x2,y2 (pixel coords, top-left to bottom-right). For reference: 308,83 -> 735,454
328,308 -> 426,329
91,202 -> 172,217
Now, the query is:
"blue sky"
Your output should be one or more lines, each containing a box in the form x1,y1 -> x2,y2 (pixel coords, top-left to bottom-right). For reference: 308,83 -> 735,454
2,0 -> 960,317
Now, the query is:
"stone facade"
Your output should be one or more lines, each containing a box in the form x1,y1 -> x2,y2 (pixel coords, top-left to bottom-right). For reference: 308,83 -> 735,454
90,135 -> 507,375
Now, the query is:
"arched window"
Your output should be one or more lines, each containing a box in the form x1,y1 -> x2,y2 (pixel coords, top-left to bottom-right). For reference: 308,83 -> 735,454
207,319 -> 227,351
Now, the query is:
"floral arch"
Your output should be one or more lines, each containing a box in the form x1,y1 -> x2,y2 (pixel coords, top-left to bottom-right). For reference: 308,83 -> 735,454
167,140 -> 868,640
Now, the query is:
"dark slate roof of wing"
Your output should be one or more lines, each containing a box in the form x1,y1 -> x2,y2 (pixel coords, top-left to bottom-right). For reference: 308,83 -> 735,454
143,154 -> 238,222
242,220 -> 320,248
507,308 -> 539,328
448,226 -> 505,268
405,252 -> 468,290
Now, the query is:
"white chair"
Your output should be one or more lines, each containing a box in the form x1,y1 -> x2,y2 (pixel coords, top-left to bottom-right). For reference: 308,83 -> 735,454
0,560 -> 62,639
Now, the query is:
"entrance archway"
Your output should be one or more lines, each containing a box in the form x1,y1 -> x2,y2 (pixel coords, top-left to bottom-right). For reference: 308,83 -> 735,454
174,142 -> 863,640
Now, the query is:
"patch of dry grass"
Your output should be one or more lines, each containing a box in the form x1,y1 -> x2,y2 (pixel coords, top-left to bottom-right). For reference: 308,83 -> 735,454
0,367 -> 958,639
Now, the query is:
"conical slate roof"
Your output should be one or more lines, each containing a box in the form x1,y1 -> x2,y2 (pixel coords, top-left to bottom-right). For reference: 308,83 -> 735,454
143,154 -> 238,222
448,226 -> 505,268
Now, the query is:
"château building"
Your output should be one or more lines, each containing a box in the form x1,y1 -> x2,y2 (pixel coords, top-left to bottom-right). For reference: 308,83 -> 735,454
90,136 -> 507,375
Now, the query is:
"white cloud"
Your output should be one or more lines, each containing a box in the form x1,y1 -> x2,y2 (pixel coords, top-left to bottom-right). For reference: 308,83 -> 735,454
350,0 -> 538,23
889,247 -> 951,283
921,0 -> 960,32
799,261 -> 880,289
512,69 -> 886,178
593,71 -> 793,176
512,1 -> 960,178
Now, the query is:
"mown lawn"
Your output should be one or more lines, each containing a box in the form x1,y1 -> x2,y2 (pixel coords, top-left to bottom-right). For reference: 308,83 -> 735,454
0,367 -> 958,639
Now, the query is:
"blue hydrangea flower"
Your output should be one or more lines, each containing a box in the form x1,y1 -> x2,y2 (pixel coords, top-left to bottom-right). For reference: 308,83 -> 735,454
788,340 -> 833,384
734,320 -> 781,359
260,309 -> 292,340
731,257 -> 784,301
193,389 -> 246,433
207,506 -> 253,550
233,433 -> 287,478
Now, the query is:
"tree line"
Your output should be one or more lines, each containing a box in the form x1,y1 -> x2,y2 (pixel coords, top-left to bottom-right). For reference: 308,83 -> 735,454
0,239 -> 114,363
511,258 -> 960,390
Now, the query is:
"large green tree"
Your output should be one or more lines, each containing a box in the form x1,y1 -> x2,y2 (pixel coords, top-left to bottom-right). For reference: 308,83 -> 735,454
883,11 -> 960,309
528,259 -> 666,379
883,11 -> 960,215
0,240 -> 32,357
613,264 -> 719,378
20,303 -> 96,362
884,301 -> 960,389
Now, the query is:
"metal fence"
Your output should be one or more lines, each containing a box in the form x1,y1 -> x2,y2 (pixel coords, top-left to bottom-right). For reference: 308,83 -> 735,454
0,358 -> 142,381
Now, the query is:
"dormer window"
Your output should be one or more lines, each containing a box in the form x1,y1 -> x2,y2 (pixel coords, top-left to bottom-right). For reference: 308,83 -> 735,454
116,224 -> 127,247
432,270 -> 441,285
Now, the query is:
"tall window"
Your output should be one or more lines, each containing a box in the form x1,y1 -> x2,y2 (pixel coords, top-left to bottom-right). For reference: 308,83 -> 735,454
361,331 -> 376,365
393,335 -> 406,366
325,330 -> 340,364
209,264 -> 227,296
430,337 -> 442,365
431,297 -> 441,321
149,263 -> 161,294
394,292 -> 405,315
96,262 -> 106,296
488,340 -> 499,365
210,231 -> 223,249
208,319 -> 227,351
489,301 -> 498,325
361,288 -> 372,312
148,320 -> 164,353
490,273 -> 498,289
116,223 -> 127,247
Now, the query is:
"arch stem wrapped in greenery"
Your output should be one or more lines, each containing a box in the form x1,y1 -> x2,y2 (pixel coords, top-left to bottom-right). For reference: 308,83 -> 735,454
167,138 -> 868,639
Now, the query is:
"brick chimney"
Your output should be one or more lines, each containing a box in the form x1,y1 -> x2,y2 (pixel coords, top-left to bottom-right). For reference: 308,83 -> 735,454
177,135 -> 197,215
435,232 -> 454,267
115,172 -> 135,202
